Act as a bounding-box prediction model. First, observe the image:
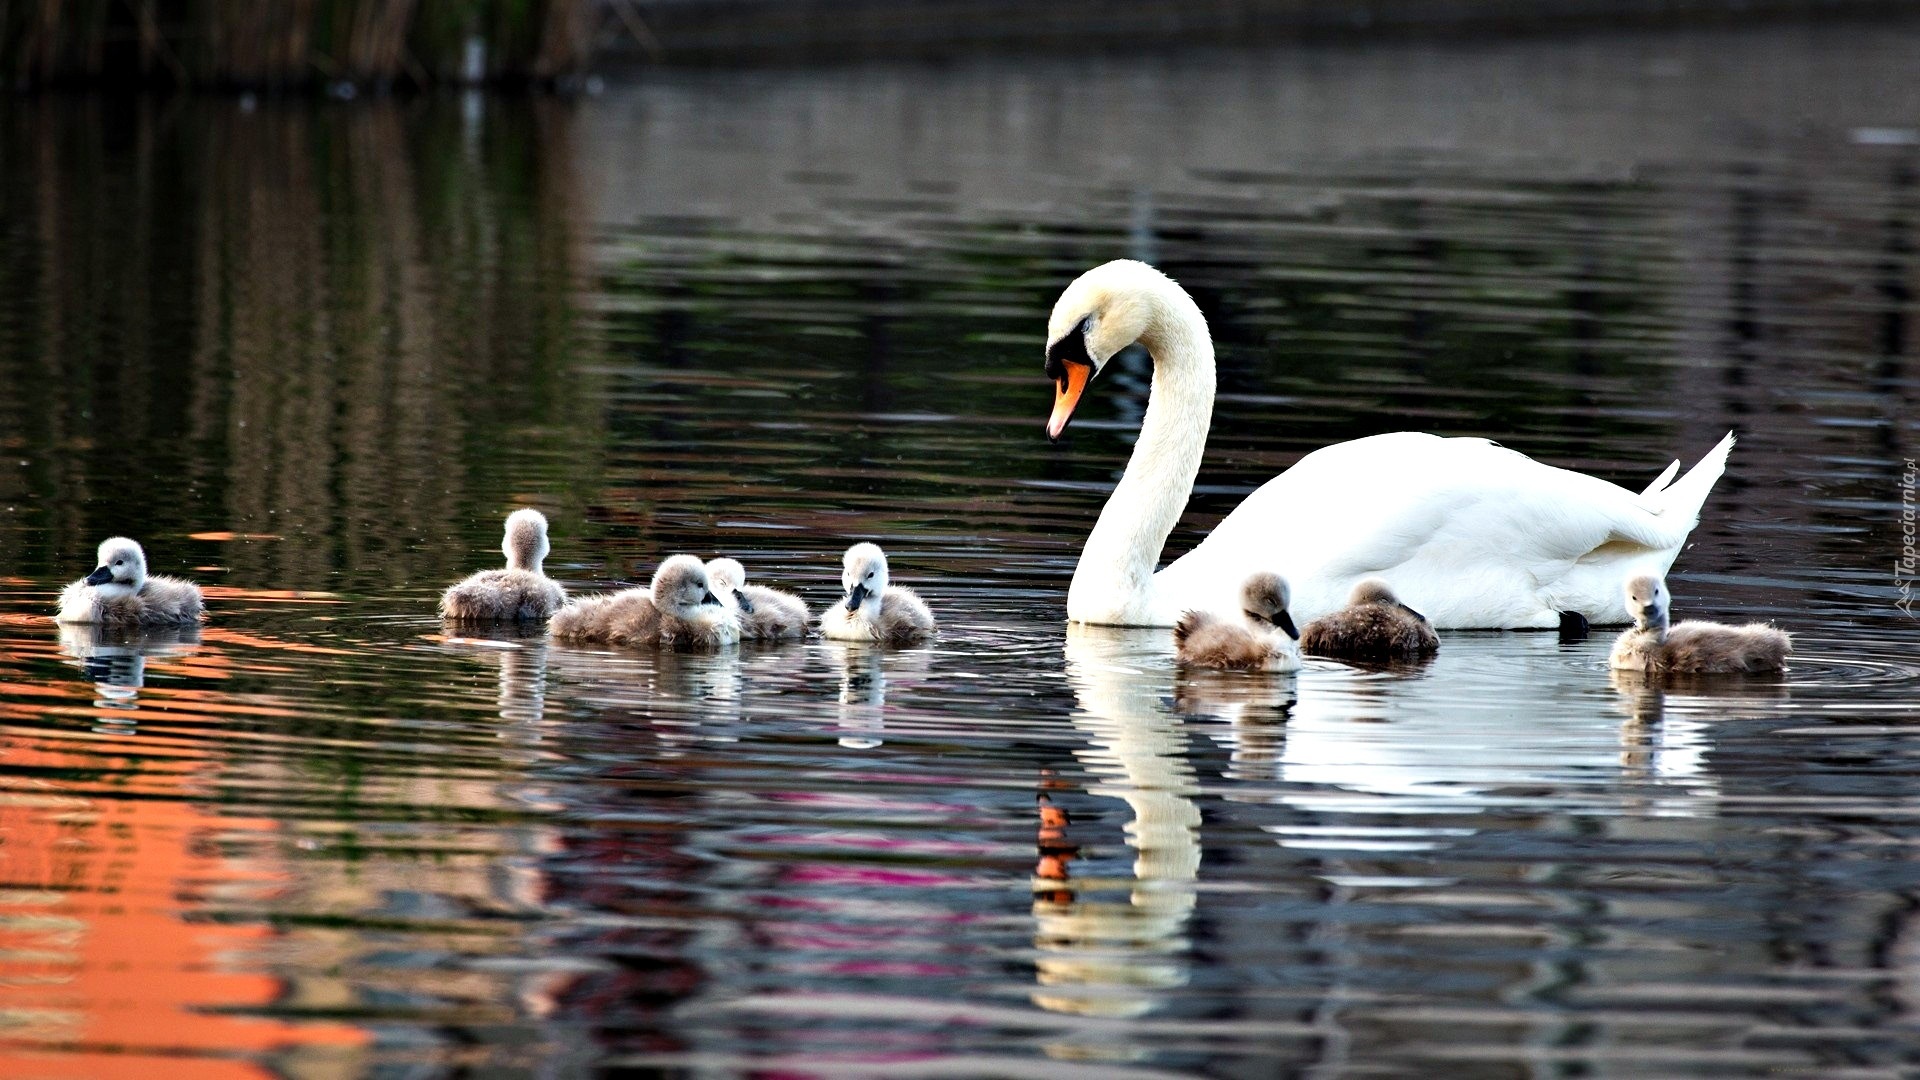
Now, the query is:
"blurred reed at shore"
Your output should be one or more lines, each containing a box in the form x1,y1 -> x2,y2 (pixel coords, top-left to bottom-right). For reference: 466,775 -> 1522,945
0,0 -> 601,91
609,0 -> 1914,65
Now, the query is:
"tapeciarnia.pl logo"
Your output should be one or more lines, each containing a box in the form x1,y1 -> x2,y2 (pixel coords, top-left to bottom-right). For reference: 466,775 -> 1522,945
1899,458 -> 1917,618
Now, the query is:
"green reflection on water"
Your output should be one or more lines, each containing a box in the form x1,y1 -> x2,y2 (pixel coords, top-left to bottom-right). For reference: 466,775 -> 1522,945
0,98 -> 602,593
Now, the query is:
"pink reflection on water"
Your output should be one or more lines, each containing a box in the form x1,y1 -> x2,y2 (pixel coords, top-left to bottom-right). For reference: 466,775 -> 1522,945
780,863 -> 975,888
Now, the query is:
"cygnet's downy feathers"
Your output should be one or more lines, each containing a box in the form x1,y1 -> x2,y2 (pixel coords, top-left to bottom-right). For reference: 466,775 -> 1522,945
550,554 -> 740,649
1298,577 -> 1440,663
818,543 -> 935,645
1173,571 -> 1300,672
705,557 -> 811,641
1609,575 -> 1790,674
441,509 -> 567,622
56,537 -> 204,627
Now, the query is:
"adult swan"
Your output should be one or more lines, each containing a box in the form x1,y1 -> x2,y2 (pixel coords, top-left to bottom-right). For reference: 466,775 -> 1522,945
1044,260 -> 1734,630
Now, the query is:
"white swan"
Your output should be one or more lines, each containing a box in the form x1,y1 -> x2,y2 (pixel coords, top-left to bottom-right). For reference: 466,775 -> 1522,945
1043,260 -> 1737,629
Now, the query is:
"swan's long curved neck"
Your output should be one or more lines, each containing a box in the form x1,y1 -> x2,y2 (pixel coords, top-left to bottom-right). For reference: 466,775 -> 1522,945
1068,297 -> 1216,624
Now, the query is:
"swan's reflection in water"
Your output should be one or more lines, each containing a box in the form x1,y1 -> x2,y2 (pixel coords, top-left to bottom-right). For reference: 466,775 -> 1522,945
57,623 -> 202,722
1059,631 -> 1803,1068
1223,639 -> 1722,812
1033,625 -> 1203,1029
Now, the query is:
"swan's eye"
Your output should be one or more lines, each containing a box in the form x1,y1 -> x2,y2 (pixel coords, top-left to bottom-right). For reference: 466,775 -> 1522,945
865,572 -> 875,581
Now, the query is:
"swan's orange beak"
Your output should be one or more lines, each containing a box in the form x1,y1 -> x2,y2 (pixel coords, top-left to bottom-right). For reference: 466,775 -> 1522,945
1046,360 -> 1092,442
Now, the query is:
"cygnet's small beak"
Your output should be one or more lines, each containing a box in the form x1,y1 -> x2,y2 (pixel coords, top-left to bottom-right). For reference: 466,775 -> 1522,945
1046,360 -> 1092,442
1396,601 -> 1428,624
846,582 -> 871,611
702,590 -> 719,607
734,591 -> 756,614
1276,610 -> 1300,641
85,566 -> 113,586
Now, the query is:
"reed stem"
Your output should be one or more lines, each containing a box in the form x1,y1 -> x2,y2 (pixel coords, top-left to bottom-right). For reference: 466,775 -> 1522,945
1,0 -> 597,90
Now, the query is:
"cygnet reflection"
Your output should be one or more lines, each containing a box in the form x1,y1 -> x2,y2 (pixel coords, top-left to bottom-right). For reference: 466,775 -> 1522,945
57,622 -> 202,717
825,641 -> 932,750
544,643 -> 743,754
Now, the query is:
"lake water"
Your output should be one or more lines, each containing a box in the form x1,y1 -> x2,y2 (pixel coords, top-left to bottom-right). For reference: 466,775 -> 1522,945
2,21 -> 1920,1078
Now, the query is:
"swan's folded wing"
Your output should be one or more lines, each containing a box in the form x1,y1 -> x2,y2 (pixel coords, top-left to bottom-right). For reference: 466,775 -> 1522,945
1158,433 -> 1693,627
1639,459 -> 1681,497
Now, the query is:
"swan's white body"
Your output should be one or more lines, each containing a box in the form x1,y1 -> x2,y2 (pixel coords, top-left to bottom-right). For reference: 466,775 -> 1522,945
1046,261 -> 1735,630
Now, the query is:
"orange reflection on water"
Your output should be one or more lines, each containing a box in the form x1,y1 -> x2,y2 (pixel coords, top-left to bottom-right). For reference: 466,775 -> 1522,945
0,689 -> 367,1075
199,628 -> 356,659
197,587 -> 341,602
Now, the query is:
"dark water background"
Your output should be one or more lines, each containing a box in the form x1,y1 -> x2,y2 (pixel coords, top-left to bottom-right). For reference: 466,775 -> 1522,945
2,20 -> 1919,1079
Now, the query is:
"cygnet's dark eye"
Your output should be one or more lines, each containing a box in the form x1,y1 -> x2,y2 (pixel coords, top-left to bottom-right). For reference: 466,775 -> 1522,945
865,572 -> 875,581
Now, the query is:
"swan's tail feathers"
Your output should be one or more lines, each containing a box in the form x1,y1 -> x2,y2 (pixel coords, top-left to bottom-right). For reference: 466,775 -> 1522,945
1639,459 -> 1681,498
1642,431 -> 1735,526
